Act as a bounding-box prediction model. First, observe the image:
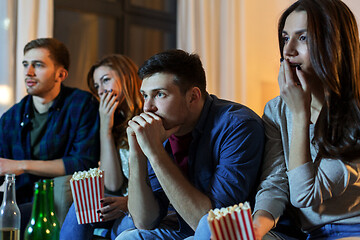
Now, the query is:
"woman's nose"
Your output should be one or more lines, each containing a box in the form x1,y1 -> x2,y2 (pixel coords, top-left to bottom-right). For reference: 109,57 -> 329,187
98,86 -> 105,96
283,39 -> 298,57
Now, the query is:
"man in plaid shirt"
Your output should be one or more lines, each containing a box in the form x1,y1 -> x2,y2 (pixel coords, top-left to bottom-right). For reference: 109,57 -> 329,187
0,38 -> 100,236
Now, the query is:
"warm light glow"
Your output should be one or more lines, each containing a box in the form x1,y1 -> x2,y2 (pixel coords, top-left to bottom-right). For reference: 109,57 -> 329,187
0,85 -> 12,105
3,18 -> 10,30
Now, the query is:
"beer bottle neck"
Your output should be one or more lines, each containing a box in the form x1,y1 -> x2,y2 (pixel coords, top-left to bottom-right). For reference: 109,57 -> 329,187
2,174 -> 17,206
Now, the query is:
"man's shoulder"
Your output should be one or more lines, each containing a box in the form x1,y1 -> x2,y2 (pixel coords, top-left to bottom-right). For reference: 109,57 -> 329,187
209,95 -> 262,125
62,85 -> 94,100
1,95 -> 31,118
51,86 -> 99,117
60,86 -> 98,106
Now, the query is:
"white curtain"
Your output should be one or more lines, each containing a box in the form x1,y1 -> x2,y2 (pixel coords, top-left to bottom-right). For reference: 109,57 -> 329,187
0,0 -> 17,115
177,0 -> 244,102
177,0 -> 295,115
0,0 -> 53,116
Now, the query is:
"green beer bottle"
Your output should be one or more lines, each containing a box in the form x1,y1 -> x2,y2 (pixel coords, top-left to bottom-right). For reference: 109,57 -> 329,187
24,180 -> 60,240
43,179 -> 60,237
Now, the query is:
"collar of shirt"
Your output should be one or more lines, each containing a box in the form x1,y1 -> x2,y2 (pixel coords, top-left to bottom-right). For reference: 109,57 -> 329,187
21,84 -> 68,126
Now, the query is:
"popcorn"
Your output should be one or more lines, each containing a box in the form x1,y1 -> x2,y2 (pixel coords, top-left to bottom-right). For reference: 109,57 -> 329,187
70,168 -> 104,224
72,168 -> 104,180
208,202 -> 255,240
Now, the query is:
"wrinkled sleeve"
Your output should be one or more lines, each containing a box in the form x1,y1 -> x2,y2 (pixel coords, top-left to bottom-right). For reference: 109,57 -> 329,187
62,98 -> 100,174
147,161 -> 170,227
254,103 -> 289,223
287,159 -> 349,208
209,118 -> 265,208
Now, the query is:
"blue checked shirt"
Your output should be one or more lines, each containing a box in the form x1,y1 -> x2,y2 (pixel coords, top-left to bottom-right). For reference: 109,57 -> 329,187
148,94 -> 265,235
0,85 -> 100,203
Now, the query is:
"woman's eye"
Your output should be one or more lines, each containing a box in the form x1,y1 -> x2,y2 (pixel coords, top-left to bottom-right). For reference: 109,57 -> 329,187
283,36 -> 289,43
94,85 -> 99,90
299,35 -> 307,41
103,77 -> 111,83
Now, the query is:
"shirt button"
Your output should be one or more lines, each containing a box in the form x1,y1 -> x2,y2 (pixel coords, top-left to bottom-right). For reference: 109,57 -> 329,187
20,122 -> 24,127
25,114 -> 29,118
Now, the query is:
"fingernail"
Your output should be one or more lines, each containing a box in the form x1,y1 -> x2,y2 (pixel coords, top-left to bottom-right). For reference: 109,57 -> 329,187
110,89 -> 113,92
97,210 -> 101,213
296,65 -> 301,70
114,93 -> 117,96
100,215 -> 103,219
104,90 -> 107,93
280,57 -> 284,63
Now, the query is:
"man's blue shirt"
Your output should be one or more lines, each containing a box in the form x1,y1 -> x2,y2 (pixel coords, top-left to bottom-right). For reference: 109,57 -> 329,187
0,85 -> 100,203
148,94 -> 265,234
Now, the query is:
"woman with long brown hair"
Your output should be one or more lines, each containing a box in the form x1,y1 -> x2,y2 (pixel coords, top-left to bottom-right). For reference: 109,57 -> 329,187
253,0 -> 360,239
60,54 -> 143,240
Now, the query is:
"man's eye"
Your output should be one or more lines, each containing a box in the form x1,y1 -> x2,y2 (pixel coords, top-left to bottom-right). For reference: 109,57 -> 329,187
157,92 -> 165,98
34,63 -> 43,68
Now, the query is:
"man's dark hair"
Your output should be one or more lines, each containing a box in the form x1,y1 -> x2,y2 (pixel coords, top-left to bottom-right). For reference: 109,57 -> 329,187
24,38 -> 70,71
138,49 -> 207,98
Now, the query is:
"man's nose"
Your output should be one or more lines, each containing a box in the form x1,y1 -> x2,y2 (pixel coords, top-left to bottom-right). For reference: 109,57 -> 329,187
25,65 -> 35,76
143,99 -> 157,113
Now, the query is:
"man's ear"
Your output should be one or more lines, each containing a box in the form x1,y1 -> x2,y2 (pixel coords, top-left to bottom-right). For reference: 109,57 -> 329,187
56,68 -> 68,82
188,87 -> 201,104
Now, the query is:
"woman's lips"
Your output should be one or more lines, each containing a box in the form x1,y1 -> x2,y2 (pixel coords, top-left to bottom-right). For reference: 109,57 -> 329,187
289,63 -> 301,68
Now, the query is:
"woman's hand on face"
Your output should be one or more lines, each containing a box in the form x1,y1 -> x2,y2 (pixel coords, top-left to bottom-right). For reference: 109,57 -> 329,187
99,90 -> 119,132
278,59 -> 311,118
98,196 -> 128,222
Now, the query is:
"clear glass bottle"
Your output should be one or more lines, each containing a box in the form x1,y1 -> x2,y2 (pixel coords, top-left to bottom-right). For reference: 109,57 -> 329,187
24,180 -> 60,240
0,174 -> 21,240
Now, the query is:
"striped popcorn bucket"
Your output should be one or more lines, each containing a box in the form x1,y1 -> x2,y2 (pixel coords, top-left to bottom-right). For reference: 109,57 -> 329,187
70,174 -> 105,224
208,202 -> 255,240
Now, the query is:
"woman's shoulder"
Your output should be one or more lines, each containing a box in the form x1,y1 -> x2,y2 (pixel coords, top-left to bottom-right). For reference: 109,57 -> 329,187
265,96 -> 284,110
263,96 -> 290,120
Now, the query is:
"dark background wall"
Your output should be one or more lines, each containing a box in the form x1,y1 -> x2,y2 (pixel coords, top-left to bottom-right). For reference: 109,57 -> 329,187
54,0 -> 177,91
